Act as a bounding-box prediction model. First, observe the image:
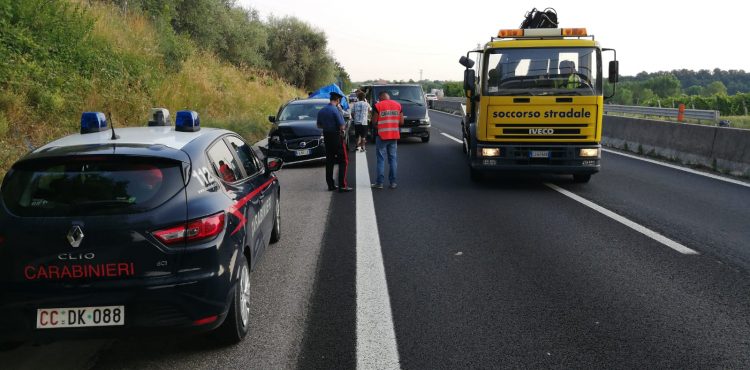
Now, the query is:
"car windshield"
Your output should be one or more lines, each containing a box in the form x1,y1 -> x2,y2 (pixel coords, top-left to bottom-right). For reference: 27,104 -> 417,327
373,86 -> 425,105
483,47 -> 600,96
1,156 -> 184,217
279,102 -> 327,121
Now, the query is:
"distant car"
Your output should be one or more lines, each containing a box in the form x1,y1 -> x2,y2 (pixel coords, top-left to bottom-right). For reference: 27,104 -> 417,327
424,93 -> 438,108
266,98 -> 351,163
361,84 -> 431,143
0,110 -> 283,347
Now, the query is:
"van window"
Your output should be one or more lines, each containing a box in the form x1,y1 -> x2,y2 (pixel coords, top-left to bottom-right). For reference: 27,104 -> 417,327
1,156 -> 185,217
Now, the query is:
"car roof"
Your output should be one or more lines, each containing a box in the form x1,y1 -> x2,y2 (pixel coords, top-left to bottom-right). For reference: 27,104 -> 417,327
34,126 -> 224,153
288,98 -> 329,105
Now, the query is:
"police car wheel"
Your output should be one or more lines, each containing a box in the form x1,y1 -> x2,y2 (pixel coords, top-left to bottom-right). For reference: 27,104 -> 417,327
270,195 -> 281,244
214,258 -> 251,344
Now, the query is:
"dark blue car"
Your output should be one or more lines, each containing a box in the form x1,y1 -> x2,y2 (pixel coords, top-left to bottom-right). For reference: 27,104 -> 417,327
0,110 -> 283,346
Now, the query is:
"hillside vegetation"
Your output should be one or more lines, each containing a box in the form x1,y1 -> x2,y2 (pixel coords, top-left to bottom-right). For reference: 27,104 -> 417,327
0,0 -> 350,178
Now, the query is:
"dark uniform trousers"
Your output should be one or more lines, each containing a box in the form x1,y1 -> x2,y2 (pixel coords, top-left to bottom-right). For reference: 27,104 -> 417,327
323,130 -> 348,188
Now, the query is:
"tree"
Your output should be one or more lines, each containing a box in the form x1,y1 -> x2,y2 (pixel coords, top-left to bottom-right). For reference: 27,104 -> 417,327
704,81 -> 728,96
265,16 -> 335,89
646,73 -> 681,98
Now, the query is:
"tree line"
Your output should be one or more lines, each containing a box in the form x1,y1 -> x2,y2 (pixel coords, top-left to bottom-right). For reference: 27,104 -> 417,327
106,0 -> 349,91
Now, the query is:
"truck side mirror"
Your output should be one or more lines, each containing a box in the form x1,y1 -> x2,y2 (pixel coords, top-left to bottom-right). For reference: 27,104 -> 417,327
463,69 -> 476,92
459,56 -> 475,69
608,61 -> 619,84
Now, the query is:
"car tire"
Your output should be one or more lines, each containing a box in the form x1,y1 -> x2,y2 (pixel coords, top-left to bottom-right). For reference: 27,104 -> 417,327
270,194 -> 281,244
573,174 -> 592,183
214,258 -> 251,345
421,135 -> 430,143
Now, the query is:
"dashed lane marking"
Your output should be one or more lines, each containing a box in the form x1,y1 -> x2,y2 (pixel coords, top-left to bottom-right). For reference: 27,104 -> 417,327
355,151 -> 401,369
545,183 -> 699,255
441,132 -> 463,144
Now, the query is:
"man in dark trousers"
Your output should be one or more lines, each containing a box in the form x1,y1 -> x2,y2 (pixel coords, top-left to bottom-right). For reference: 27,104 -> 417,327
317,91 -> 352,192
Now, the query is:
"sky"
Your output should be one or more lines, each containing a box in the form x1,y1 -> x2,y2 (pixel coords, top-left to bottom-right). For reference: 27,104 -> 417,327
238,0 -> 749,82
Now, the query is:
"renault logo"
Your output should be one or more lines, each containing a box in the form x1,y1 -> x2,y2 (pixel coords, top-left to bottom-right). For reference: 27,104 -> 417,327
67,225 -> 84,248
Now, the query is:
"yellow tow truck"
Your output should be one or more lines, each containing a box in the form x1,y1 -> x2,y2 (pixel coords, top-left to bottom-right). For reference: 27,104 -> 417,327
459,26 -> 618,182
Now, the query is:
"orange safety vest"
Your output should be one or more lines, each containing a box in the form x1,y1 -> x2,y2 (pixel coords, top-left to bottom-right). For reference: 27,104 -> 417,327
374,99 -> 402,140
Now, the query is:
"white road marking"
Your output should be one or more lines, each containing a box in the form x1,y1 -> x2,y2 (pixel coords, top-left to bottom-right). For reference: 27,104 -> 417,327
355,151 -> 401,370
429,109 -> 462,118
441,132 -> 463,144
545,183 -> 699,255
602,148 -> 750,188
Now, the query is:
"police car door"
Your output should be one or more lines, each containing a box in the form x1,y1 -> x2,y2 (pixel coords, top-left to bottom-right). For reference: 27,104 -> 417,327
206,139 -> 260,267
225,136 -> 273,260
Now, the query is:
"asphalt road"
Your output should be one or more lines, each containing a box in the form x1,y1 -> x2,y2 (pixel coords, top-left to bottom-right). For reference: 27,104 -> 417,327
3,110 -> 750,368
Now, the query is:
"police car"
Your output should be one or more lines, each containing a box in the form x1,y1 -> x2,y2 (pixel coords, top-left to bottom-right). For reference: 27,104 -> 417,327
0,109 -> 283,346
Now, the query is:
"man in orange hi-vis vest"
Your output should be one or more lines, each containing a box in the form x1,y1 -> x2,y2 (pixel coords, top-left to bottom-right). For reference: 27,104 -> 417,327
371,91 -> 404,189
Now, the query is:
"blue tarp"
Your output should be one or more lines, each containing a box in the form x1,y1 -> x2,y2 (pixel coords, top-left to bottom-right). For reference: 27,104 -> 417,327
308,84 -> 349,110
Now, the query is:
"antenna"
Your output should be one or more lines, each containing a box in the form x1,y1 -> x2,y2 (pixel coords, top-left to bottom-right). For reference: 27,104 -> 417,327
108,111 -> 120,140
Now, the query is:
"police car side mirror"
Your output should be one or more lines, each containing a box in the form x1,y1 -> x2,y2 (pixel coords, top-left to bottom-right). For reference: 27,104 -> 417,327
265,157 -> 283,172
268,115 -> 276,123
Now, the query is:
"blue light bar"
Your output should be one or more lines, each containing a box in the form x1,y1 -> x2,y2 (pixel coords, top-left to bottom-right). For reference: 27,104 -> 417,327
80,112 -> 108,134
175,110 -> 200,132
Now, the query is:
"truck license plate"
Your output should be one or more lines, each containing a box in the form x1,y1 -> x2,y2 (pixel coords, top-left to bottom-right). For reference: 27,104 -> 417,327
529,150 -> 550,158
37,305 -> 125,329
295,149 -> 311,156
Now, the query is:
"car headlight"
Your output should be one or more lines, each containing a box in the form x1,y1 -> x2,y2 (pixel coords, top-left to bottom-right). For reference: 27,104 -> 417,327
270,135 -> 281,145
419,119 -> 430,125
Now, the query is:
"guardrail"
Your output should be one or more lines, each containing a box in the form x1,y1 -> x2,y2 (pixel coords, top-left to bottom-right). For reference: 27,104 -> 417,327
603,104 -> 719,122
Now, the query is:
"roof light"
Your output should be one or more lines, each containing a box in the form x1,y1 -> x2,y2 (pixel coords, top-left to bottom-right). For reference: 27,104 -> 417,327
562,28 -> 588,36
148,108 -> 171,127
498,29 -> 524,37
80,112 -> 108,134
175,110 -> 200,132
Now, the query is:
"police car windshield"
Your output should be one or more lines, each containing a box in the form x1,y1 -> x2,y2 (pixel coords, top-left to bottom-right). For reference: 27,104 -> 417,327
1,156 -> 184,217
279,102 -> 326,121
483,47 -> 600,96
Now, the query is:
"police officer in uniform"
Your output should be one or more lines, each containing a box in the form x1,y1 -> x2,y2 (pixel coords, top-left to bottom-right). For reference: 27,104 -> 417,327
317,91 -> 352,192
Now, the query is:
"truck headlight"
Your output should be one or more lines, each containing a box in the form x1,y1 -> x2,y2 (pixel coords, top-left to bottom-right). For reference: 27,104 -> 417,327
579,148 -> 599,157
481,148 -> 500,157
419,118 -> 430,125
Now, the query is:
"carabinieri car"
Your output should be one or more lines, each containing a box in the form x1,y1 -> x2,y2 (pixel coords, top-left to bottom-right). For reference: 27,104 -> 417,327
0,109 -> 282,347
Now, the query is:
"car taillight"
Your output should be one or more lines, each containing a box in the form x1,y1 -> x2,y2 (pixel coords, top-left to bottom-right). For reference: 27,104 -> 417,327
153,212 -> 225,245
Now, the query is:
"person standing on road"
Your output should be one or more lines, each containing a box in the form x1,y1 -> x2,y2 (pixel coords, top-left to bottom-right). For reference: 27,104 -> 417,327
351,91 -> 371,152
371,91 -> 403,189
317,91 -> 352,192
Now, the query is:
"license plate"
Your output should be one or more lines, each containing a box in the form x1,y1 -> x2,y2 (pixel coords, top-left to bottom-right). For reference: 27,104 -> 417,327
295,149 -> 311,156
529,150 -> 550,158
400,128 -> 411,133
36,305 -> 125,329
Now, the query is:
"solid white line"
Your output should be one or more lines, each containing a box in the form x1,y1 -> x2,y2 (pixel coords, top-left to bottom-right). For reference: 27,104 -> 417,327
355,151 -> 401,370
441,132 -> 463,144
545,183 -> 699,255
602,148 -> 750,189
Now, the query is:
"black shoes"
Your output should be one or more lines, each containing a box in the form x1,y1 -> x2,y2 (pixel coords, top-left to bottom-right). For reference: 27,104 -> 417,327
327,186 -> 338,191
338,187 -> 353,192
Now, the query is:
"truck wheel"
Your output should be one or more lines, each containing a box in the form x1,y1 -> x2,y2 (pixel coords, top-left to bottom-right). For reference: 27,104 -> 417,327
573,174 -> 591,183
470,166 -> 484,182
421,135 -> 430,143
